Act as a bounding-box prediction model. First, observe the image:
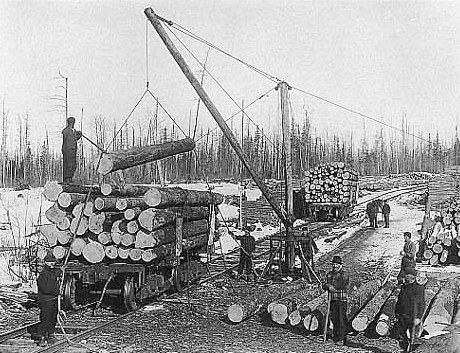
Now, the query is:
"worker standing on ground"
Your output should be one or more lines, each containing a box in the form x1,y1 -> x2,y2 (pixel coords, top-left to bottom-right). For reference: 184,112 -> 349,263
323,255 -> 350,346
382,200 -> 391,228
62,116 -> 82,184
299,229 -> 319,282
36,253 -> 61,346
234,225 -> 256,281
366,201 -> 377,228
394,268 -> 425,352
397,231 -> 417,284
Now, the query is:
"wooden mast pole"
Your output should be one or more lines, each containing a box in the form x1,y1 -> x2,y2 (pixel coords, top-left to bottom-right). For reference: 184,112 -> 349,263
278,81 -> 295,271
144,7 -> 289,227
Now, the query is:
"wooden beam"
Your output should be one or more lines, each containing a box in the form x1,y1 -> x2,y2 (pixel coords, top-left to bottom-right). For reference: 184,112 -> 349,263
144,7 -> 288,228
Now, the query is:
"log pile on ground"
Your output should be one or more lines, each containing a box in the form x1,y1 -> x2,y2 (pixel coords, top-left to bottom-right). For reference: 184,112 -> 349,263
420,197 -> 460,265
41,181 -> 223,264
303,163 -> 358,204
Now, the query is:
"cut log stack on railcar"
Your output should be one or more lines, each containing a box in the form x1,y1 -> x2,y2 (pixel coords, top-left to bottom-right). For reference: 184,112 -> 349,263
40,139 -> 224,312
303,163 -> 359,221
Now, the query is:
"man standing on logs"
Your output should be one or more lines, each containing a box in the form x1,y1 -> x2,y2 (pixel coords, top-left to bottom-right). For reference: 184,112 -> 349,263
323,255 -> 350,346
234,225 -> 256,281
397,232 -> 417,284
394,268 -> 425,352
62,116 -> 82,184
36,253 -> 61,346
382,200 -> 391,228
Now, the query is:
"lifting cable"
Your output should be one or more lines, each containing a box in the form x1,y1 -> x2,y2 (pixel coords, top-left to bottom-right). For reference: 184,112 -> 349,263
156,15 -> 280,84
156,12 -> 433,146
165,25 -> 282,152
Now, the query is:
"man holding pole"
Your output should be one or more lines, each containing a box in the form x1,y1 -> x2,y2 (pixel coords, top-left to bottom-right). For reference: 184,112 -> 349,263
62,116 -> 82,184
394,267 -> 425,352
322,255 -> 350,346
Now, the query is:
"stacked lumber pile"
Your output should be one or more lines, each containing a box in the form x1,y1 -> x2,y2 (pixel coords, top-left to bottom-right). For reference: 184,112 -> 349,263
420,197 -> 460,265
40,180 -> 223,264
303,163 -> 358,204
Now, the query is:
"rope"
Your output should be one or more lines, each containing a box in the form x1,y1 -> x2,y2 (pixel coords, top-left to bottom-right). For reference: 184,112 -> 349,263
165,25 -> 281,150
155,14 -> 280,83
155,12 -> 433,146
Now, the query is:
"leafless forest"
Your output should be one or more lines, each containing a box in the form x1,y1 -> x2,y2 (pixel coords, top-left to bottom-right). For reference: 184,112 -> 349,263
1,103 -> 458,188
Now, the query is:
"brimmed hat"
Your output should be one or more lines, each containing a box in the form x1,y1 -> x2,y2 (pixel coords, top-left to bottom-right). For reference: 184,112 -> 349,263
403,231 -> 412,238
405,267 -> 417,276
332,255 -> 343,264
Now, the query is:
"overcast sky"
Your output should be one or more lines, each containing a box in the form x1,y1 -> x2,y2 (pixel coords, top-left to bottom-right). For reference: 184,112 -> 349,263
1,0 -> 460,151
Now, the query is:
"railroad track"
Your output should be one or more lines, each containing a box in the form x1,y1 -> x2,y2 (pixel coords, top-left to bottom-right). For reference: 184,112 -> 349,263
0,184 -> 426,353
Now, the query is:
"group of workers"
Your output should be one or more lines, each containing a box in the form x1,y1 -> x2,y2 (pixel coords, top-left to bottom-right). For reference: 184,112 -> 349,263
39,122 -> 419,351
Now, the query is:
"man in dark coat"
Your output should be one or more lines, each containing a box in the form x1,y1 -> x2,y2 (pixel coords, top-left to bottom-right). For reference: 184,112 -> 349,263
299,230 -> 319,282
397,232 -> 417,284
394,268 -> 425,352
62,116 -> 82,184
323,255 -> 350,346
382,200 -> 391,228
366,201 -> 377,228
36,253 -> 61,346
235,225 -> 256,280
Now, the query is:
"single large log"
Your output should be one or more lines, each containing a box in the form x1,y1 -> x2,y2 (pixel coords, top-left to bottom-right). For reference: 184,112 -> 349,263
138,206 -> 209,231
352,280 -> 396,332
82,241 -> 105,263
52,245 -> 68,259
43,181 -> 63,201
105,245 -> 118,259
227,280 -> 308,323
375,287 -> 401,336
347,278 -> 382,319
143,187 -> 223,208
57,229 -> 72,245
134,230 -> 156,248
301,292 -> 328,332
424,277 -> 460,335
57,192 -> 94,209
97,138 -> 196,175
124,207 -> 142,221
269,283 -> 322,325
56,216 -> 71,231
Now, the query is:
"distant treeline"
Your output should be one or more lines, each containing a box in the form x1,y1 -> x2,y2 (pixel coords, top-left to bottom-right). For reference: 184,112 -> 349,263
0,111 -> 459,188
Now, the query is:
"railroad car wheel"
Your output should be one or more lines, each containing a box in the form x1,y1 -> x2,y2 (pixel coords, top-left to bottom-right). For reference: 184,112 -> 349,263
172,266 -> 182,292
122,277 -> 138,312
63,276 -> 80,311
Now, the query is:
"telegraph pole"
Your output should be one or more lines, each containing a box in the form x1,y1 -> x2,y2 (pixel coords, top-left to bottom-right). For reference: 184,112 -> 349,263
278,81 -> 295,272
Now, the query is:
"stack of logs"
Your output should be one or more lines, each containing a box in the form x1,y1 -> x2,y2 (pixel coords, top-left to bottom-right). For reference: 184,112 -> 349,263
303,163 -> 358,204
421,197 -> 460,265
40,180 -> 223,264
227,275 -> 460,352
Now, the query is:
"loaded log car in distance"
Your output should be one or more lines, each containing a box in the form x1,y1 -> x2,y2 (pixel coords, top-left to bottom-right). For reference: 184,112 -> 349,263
302,163 -> 359,221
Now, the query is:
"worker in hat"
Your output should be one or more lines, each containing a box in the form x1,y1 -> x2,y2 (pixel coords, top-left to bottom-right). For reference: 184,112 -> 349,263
394,267 -> 425,352
397,232 -> 417,284
62,116 -> 82,184
322,255 -> 350,346
36,253 -> 61,346
298,230 -> 318,283
232,225 -> 256,281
